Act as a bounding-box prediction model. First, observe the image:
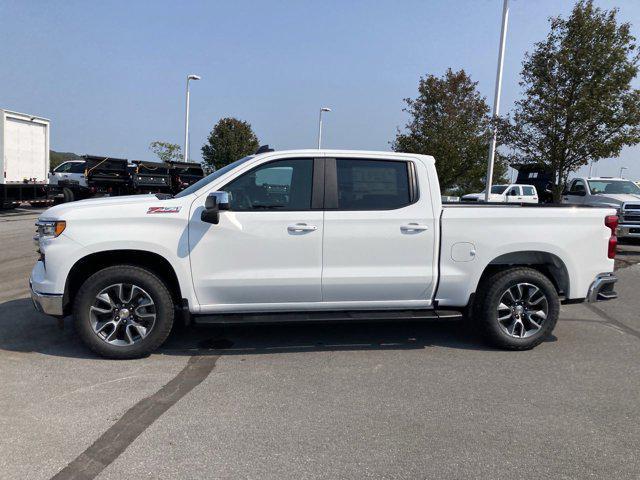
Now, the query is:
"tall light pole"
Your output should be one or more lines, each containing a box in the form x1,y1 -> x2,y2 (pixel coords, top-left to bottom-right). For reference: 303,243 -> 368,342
484,0 -> 510,202
184,74 -> 201,163
317,107 -> 331,149
619,166 -> 627,178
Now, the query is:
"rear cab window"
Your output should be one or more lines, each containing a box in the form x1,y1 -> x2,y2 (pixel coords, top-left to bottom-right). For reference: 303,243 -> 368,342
333,159 -> 416,210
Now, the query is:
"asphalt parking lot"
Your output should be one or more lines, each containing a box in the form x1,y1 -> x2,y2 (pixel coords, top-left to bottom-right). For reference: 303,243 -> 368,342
2,207 -> 640,480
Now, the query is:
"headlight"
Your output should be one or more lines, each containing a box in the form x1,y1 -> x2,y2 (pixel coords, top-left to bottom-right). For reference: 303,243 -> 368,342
36,220 -> 66,239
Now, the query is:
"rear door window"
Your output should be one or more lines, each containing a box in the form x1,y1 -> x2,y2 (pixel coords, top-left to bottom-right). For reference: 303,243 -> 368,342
335,159 -> 412,210
522,186 -> 535,196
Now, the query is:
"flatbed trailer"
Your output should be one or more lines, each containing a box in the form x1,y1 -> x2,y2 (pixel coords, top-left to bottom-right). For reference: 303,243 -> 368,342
166,161 -> 205,195
130,160 -> 172,194
49,156 -> 205,202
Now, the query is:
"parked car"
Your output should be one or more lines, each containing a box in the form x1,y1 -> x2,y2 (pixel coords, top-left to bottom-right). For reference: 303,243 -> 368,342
562,177 -> 640,239
461,184 -> 539,203
31,149 -> 617,358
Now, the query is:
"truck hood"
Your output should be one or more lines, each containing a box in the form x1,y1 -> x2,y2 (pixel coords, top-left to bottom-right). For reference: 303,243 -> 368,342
39,194 -> 163,220
593,193 -> 640,206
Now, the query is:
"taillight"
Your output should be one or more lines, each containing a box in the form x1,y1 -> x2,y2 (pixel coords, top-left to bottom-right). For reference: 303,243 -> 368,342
605,215 -> 618,259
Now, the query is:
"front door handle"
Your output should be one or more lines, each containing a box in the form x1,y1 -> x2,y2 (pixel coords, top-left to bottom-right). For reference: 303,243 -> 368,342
287,223 -> 318,233
400,223 -> 429,233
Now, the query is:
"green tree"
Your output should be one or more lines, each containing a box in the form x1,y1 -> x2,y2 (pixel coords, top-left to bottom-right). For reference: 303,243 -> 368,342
392,69 -> 507,195
499,0 -> 640,202
201,117 -> 259,172
149,141 -> 183,163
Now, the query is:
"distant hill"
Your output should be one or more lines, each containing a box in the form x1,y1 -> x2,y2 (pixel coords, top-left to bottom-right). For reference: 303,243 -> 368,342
50,150 -> 81,169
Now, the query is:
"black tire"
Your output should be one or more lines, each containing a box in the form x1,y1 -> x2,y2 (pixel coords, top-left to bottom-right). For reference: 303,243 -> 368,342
62,187 -> 75,203
475,267 -> 559,350
73,265 -> 174,359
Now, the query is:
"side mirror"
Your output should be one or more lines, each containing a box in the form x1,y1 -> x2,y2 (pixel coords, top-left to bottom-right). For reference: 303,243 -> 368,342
509,190 -> 518,196
201,191 -> 230,224
576,190 -> 586,197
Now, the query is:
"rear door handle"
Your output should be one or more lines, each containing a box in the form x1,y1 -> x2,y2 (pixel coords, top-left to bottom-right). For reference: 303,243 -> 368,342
401,223 -> 429,233
287,223 -> 318,233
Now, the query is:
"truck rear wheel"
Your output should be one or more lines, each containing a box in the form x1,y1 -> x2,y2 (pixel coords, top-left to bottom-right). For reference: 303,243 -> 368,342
73,265 -> 174,359
475,267 -> 559,350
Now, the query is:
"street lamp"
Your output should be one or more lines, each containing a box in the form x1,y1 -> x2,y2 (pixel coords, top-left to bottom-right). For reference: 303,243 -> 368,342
184,74 -> 201,163
619,166 -> 628,178
484,0 -> 510,202
317,107 -> 331,149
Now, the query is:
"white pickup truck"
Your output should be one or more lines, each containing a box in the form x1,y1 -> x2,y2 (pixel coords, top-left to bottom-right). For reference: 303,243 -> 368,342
30,150 -> 619,358
461,184 -> 539,203
562,177 -> 640,238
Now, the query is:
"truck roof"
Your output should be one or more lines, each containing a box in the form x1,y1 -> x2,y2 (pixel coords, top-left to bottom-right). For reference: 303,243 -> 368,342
253,149 -> 436,163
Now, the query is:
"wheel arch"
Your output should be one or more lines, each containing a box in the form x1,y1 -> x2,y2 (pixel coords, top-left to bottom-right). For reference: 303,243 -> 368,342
64,250 -> 184,315
477,250 -> 570,297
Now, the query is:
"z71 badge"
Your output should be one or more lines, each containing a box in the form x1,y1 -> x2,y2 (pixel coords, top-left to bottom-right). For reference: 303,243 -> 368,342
147,206 -> 181,214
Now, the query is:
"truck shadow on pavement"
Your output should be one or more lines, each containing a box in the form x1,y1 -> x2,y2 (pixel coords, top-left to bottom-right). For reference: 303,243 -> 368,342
0,298 -> 554,359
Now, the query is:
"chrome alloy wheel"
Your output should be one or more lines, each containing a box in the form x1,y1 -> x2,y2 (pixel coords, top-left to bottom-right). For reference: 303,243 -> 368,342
89,283 -> 156,346
496,282 -> 549,339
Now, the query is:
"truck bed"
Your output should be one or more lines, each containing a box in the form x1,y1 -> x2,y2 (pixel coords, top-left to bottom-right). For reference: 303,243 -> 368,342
436,203 -> 615,308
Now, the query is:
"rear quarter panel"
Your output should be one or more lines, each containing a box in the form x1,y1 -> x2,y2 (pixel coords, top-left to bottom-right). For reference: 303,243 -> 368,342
437,206 -> 615,306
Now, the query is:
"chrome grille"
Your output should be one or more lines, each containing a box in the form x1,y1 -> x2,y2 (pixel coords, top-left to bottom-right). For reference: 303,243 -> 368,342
622,203 -> 640,224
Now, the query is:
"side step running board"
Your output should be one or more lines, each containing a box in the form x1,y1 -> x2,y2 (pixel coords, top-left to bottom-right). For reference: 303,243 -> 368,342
194,309 -> 463,325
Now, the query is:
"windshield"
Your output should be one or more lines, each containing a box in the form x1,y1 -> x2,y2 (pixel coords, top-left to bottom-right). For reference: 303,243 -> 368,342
491,185 -> 508,194
174,156 -> 254,198
587,180 -> 640,195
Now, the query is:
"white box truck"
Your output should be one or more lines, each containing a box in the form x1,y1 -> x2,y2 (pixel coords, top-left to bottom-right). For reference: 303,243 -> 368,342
0,109 -> 51,208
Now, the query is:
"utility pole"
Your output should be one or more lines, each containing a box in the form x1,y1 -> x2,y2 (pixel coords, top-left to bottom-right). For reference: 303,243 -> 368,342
184,74 -> 201,162
484,0 -> 510,202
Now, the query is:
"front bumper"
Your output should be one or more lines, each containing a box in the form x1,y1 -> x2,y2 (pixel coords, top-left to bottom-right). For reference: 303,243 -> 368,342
30,280 -> 64,316
586,273 -> 618,303
617,224 -> 640,238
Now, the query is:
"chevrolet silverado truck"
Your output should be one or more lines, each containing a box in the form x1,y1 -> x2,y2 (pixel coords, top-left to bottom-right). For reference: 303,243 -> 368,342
562,177 -> 640,239
30,150 -> 619,358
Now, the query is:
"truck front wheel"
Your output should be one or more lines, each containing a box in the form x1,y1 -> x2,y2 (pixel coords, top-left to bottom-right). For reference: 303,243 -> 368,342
62,187 -> 75,203
73,265 -> 174,359
475,267 -> 559,350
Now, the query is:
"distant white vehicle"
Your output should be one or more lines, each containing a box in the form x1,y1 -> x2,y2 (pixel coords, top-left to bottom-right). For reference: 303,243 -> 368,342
461,184 -> 539,204
48,160 -> 87,187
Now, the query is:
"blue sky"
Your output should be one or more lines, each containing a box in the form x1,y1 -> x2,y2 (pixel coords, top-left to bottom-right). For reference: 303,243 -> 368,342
2,0 -> 639,179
